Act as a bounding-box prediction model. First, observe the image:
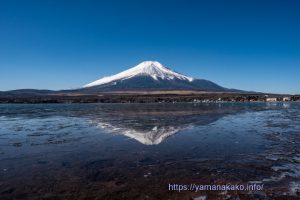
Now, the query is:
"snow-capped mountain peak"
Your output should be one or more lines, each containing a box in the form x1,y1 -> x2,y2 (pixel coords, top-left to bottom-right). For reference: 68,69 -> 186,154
83,61 -> 194,88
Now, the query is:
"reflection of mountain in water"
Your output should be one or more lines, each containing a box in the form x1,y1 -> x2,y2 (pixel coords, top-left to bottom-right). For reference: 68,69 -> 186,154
88,104 -> 246,145
97,122 -> 182,145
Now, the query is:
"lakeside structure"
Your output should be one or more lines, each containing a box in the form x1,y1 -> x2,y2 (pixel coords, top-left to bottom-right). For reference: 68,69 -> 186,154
266,97 -> 278,102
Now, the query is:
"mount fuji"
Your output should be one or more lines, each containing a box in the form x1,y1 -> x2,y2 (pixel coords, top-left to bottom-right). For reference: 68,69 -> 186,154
1,61 -> 243,98
80,61 -> 232,93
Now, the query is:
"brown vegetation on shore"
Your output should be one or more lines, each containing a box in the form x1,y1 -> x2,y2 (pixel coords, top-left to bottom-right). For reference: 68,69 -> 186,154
0,92 -> 299,104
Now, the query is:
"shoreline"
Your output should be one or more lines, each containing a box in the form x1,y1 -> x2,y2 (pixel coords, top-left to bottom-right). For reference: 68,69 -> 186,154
0,93 -> 299,104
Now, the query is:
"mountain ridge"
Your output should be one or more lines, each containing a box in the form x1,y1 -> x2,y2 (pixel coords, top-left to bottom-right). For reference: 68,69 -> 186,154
0,61 -> 248,95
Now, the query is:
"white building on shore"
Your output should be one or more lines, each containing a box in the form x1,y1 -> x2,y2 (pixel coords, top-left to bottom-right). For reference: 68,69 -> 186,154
266,97 -> 277,102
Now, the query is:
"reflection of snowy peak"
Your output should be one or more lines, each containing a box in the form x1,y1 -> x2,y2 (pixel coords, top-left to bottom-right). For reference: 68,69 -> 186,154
85,104 -> 241,145
97,121 -> 185,145
81,61 -> 228,92
83,61 -> 194,88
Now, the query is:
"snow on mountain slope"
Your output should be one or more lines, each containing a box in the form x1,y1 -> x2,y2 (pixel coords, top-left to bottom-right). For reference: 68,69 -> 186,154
83,61 -> 194,88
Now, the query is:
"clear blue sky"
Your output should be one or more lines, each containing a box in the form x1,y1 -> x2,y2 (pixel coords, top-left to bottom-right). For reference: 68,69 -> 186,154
0,0 -> 299,94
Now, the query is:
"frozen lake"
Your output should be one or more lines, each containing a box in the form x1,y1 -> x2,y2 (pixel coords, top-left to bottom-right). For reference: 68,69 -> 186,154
0,103 -> 299,199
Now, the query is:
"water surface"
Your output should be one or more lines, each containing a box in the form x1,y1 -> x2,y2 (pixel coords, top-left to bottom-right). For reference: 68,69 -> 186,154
0,103 -> 299,199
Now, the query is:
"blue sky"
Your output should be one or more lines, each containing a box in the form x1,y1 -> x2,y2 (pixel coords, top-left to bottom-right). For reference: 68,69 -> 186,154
0,0 -> 299,94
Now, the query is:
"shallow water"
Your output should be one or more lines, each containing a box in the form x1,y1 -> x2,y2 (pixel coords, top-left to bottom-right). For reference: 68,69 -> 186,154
0,103 -> 299,199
